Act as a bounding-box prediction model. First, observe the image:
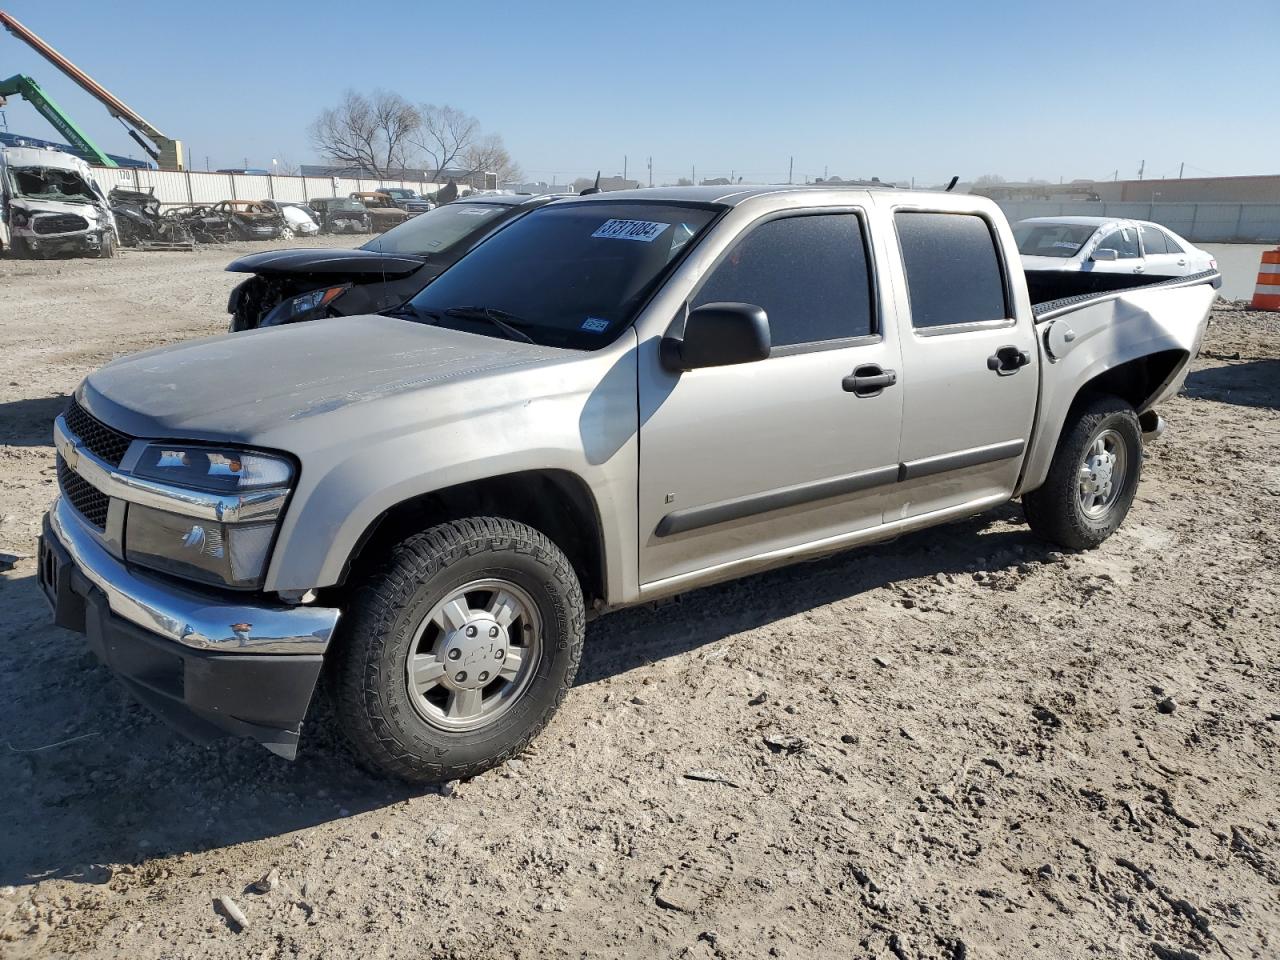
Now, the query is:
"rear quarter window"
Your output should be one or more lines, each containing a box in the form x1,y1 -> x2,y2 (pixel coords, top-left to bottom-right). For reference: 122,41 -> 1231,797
895,212 -> 1008,330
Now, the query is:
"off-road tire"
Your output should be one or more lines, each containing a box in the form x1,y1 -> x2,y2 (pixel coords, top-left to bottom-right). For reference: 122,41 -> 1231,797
1023,395 -> 1142,550
332,517 -> 585,784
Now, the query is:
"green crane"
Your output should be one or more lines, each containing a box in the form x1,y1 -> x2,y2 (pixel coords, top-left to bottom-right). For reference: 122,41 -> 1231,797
0,73 -> 117,167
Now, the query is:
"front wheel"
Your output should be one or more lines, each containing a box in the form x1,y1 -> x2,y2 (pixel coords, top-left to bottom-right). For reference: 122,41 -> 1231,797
1023,395 -> 1142,550
332,517 -> 585,783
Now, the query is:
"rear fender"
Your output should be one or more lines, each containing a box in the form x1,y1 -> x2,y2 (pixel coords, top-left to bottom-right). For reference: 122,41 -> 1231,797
1018,277 -> 1217,494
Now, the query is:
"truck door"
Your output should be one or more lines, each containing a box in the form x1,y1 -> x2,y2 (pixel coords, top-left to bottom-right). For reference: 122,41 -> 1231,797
885,207 -> 1038,521
637,209 -> 903,588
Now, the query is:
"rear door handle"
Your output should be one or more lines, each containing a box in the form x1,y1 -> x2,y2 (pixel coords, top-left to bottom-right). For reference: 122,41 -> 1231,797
987,345 -> 1031,375
842,364 -> 897,397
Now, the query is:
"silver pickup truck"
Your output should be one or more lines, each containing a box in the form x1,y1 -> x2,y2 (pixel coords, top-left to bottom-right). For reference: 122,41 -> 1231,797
38,186 -> 1219,782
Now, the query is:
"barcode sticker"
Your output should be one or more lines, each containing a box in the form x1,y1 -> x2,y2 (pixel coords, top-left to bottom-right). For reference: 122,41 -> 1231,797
592,219 -> 671,242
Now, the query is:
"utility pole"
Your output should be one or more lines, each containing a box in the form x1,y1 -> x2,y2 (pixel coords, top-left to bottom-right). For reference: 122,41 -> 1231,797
788,155 -> 793,184
1138,159 -> 1144,180
692,164 -> 696,185
623,155 -> 627,182
647,156 -> 652,188
1178,161 -> 1184,179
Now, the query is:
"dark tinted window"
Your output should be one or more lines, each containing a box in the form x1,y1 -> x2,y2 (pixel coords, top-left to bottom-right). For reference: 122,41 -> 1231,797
1096,227 -> 1140,258
895,212 -> 1007,329
692,214 -> 874,345
407,202 -> 717,349
1140,224 -> 1169,255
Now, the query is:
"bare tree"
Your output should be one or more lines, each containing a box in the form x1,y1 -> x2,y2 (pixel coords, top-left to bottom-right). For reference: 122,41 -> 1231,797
412,105 -> 520,183
309,89 -> 421,177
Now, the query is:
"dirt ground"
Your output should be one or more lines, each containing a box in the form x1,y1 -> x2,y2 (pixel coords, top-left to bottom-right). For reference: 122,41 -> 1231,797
0,241 -> 1276,960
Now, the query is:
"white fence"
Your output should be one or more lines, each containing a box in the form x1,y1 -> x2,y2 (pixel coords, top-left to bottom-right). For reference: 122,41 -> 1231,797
995,199 -> 1280,244
88,167 -> 447,207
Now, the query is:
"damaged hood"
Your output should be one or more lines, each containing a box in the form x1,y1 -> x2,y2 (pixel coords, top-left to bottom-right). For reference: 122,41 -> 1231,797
78,314 -> 567,445
226,247 -> 426,277
10,196 -> 104,217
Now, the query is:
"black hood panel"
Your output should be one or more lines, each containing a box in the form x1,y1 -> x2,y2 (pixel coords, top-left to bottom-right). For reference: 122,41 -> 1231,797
226,248 -> 426,277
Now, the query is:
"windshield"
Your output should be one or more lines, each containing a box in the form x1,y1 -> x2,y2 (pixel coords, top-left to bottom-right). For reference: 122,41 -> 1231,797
316,199 -> 364,211
10,166 -> 96,203
363,201 -> 510,255
402,201 -> 719,349
1013,222 -> 1099,259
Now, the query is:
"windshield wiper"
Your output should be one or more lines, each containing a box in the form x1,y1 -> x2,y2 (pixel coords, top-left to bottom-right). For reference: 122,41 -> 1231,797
443,306 -> 536,344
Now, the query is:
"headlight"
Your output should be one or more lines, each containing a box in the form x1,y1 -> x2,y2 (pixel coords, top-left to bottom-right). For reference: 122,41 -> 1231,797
124,443 -> 294,589
133,444 -> 293,492
260,284 -> 351,328
126,505 -> 277,590
10,209 -> 29,228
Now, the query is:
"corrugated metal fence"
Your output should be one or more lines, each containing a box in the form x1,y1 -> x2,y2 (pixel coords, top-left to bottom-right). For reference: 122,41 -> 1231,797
996,200 -> 1280,243
88,167 -> 446,206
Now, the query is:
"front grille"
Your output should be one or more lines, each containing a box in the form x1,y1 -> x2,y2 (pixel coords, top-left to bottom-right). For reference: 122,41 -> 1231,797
33,213 -> 89,235
64,399 -> 132,467
57,455 -> 109,530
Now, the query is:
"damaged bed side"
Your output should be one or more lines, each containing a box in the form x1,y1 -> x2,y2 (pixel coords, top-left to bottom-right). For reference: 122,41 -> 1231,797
0,146 -> 118,259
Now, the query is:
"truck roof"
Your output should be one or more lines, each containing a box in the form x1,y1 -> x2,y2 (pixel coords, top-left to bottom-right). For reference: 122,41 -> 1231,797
0,145 -> 93,173
548,184 -> 949,207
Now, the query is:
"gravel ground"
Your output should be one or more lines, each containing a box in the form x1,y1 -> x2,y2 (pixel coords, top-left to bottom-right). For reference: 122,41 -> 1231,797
0,241 -> 1276,960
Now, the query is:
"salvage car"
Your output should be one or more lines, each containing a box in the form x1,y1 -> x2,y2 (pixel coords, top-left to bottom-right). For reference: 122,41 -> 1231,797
378,187 -> 434,214
167,204 -> 235,244
109,186 -> 194,250
308,196 -> 371,234
39,186 -> 1219,781
226,193 -> 561,330
1014,216 -> 1216,303
350,191 -> 409,232
211,200 -> 284,240
0,146 -> 116,258
256,199 -> 320,238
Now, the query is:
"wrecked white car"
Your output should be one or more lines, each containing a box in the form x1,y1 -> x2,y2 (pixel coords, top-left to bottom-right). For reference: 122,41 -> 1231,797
0,146 -> 117,258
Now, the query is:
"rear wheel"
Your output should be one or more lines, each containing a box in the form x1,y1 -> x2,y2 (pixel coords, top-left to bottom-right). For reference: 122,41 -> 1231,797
1023,395 -> 1142,550
333,517 -> 585,784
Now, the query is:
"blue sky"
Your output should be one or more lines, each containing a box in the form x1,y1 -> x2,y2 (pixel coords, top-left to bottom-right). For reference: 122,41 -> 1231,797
2,0 -> 1275,185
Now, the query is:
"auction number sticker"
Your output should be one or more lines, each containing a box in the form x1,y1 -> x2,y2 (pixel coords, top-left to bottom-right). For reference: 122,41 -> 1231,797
592,219 -> 671,242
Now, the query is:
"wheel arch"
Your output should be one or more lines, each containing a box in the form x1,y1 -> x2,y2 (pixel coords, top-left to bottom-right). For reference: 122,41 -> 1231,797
1019,348 -> 1188,496
333,468 -> 608,610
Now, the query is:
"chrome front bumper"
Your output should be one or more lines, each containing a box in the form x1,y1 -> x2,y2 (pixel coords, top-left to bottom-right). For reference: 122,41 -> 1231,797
47,496 -> 340,655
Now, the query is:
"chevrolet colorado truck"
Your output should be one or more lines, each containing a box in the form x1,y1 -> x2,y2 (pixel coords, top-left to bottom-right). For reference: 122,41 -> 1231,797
39,186 -> 1219,783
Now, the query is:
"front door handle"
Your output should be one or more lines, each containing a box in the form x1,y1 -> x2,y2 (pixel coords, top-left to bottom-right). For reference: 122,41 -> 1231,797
987,345 -> 1031,375
1134,264 -> 1145,273
842,364 -> 897,397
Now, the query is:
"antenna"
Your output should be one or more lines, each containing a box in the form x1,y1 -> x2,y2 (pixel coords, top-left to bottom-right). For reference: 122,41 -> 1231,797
579,171 -> 602,196
944,176 -> 959,192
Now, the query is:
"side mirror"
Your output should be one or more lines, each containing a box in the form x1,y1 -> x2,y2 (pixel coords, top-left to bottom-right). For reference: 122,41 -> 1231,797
661,302 -> 771,372
1090,248 -> 1118,262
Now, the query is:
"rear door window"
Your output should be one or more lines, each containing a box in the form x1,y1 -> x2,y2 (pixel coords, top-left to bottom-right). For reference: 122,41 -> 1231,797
894,212 -> 1007,330
692,213 -> 874,345
1096,227 -> 1140,258
1140,225 -> 1170,255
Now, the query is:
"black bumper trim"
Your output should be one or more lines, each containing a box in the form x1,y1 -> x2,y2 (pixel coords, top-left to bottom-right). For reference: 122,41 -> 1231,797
40,516 -> 324,759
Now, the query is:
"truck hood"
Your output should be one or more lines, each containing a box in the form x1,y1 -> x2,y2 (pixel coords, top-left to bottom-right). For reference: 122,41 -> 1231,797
79,315 -> 565,444
226,247 -> 427,277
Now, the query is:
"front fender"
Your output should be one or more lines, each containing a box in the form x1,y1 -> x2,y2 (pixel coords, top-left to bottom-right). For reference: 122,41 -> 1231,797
263,335 -> 641,604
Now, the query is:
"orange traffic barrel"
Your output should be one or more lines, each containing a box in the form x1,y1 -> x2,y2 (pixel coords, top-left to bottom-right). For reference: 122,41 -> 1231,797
1253,248 -> 1280,310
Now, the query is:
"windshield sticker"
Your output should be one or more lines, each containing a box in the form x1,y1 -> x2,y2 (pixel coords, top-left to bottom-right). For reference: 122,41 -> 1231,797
592,219 -> 671,242
457,207 -> 493,216
1051,241 -> 1078,248
580,317 -> 610,333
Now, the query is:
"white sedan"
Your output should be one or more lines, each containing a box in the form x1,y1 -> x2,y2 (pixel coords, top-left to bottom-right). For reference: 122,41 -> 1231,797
1014,216 -> 1215,301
